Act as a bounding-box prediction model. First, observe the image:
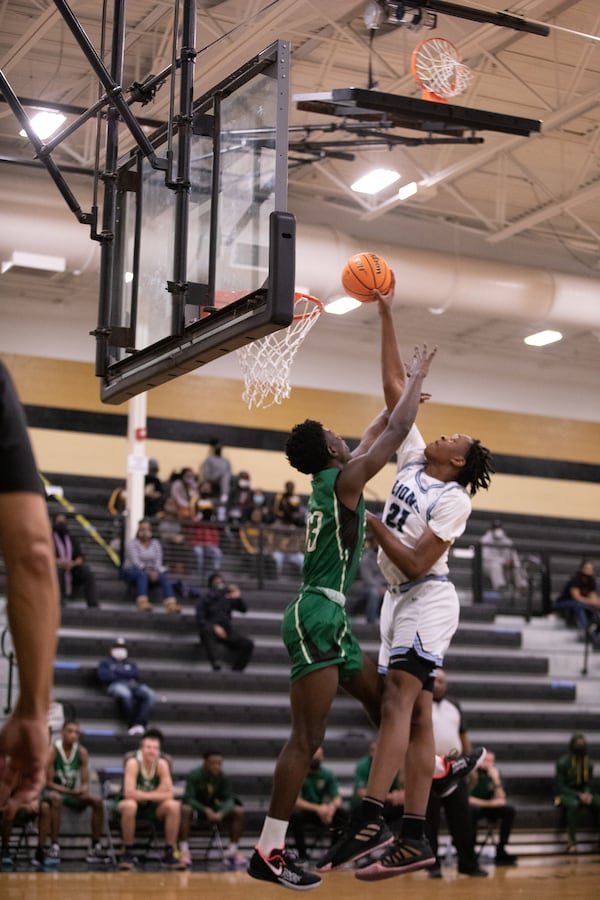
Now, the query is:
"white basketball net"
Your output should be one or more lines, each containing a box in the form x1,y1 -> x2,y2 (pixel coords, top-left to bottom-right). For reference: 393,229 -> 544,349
413,38 -> 472,99
236,294 -> 322,410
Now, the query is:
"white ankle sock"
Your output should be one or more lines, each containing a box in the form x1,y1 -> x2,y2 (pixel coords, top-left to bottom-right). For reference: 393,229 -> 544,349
256,817 -> 288,857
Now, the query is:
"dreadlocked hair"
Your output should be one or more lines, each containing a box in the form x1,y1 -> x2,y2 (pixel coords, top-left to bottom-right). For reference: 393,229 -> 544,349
285,419 -> 330,475
456,439 -> 494,497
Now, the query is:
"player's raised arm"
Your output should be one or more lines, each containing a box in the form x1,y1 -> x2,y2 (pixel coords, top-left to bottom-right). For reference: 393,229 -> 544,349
375,273 -> 406,413
337,345 -> 436,509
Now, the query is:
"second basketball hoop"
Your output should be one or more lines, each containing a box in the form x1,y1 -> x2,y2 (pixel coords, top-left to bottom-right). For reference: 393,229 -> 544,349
411,37 -> 473,103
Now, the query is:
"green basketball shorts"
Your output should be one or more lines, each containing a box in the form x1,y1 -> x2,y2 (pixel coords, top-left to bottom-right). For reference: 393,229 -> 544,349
282,588 -> 363,684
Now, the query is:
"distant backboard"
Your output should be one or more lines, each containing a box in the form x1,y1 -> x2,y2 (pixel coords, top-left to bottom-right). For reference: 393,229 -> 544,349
295,87 -> 542,138
100,40 -> 294,404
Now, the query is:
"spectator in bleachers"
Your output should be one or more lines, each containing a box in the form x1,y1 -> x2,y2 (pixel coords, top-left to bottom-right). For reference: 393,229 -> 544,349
239,507 -> 276,577
555,733 -> 600,851
188,483 -> 223,579
96,638 -> 155,736
289,747 -> 348,862
1,794 -> 52,869
480,520 -> 527,597
52,512 -> 98,608
121,518 -> 181,612
144,458 -> 164,518
157,497 -> 194,575
116,732 -> 184,870
271,523 -> 304,580
195,573 -> 254,672
107,484 -> 127,517
180,749 -> 246,870
169,467 -> 197,518
555,560 -> 600,634
273,480 -> 306,527
228,470 -> 254,526
352,739 -> 404,830
425,669 -> 487,879
248,488 -> 274,524
200,438 -> 232,513
43,720 -> 108,865
468,749 -> 518,866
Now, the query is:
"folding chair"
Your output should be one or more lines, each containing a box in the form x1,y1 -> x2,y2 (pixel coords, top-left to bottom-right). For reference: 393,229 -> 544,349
1,811 -> 37,870
196,822 -> 224,866
98,768 -> 121,866
474,817 -> 496,861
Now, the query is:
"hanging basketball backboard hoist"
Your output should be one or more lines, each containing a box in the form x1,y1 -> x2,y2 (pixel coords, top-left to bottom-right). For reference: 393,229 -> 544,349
0,0 -> 296,405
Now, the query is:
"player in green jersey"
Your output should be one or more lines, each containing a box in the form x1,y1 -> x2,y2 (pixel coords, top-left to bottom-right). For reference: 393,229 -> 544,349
248,285 -> 436,890
44,720 -> 107,864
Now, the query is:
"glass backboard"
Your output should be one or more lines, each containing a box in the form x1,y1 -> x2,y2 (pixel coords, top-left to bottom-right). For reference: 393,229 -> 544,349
100,39 -> 294,404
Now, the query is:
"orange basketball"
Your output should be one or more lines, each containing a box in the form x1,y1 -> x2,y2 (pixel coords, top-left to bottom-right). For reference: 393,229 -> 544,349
341,251 -> 392,302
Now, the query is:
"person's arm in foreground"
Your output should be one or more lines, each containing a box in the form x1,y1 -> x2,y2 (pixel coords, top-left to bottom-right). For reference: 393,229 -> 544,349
0,492 -> 60,813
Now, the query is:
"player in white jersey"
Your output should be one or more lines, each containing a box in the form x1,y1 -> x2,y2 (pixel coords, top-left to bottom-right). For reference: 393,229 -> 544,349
319,283 -> 493,881
375,423 -> 473,673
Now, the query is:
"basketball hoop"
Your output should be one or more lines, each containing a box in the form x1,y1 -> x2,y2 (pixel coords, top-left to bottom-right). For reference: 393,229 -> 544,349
411,37 -> 472,103
236,292 -> 323,410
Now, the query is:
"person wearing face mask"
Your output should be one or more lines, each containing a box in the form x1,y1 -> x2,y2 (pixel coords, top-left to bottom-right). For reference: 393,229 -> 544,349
228,471 -> 254,525
248,489 -> 274,524
121,518 -> 180,612
288,747 -> 348,863
200,438 -> 232,509
480,520 -> 527,597
555,734 -> 600,851
96,638 -> 155,736
188,482 -> 223,579
195,572 -> 253,672
52,512 -> 98,608
273,480 -> 306,528
169,467 -> 198,518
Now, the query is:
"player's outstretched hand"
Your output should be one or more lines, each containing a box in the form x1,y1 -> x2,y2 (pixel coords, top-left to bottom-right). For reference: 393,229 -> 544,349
375,271 -> 396,309
0,711 -> 48,816
406,344 -> 437,381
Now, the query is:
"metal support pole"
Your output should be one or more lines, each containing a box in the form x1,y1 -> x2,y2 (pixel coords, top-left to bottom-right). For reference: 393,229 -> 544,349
0,71 -> 95,227
169,0 -> 197,336
94,0 -> 126,376
53,0 -> 168,170
125,392 -> 148,542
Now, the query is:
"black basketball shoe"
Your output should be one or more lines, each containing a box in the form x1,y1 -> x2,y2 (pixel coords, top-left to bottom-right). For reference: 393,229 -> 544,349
432,746 -> 486,798
247,847 -> 321,890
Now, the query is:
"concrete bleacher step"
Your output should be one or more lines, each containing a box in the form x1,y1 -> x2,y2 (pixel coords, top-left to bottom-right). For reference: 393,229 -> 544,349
19,477 -> 595,861
56,636 -> 540,675
57,612 -> 522,645
52,658 -> 571,699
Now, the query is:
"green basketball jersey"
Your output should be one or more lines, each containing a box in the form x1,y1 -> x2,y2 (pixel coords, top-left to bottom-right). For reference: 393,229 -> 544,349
302,467 -> 365,596
53,740 -> 81,790
135,750 -> 160,792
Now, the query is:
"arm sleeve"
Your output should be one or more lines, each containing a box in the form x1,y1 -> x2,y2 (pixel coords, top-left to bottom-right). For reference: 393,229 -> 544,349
125,539 -> 143,569
96,660 -> 114,684
183,771 -> 206,813
428,489 -> 472,543
323,769 -> 340,800
0,361 -> 44,495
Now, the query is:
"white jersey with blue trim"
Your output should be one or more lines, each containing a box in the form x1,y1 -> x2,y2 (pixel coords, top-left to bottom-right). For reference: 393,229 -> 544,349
377,424 -> 472,586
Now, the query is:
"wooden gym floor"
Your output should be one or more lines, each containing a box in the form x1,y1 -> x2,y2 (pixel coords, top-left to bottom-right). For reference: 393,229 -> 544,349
1,855 -> 598,900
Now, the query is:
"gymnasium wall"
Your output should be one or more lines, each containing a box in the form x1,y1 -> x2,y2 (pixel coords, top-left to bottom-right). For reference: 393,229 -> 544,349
5,353 -> 600,523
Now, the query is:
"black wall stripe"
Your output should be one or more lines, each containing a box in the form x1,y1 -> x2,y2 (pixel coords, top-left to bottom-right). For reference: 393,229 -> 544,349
24,404 -> 600,484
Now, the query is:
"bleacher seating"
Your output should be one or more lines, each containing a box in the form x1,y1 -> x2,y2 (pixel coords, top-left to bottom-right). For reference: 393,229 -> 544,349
1,470 -> 599,864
